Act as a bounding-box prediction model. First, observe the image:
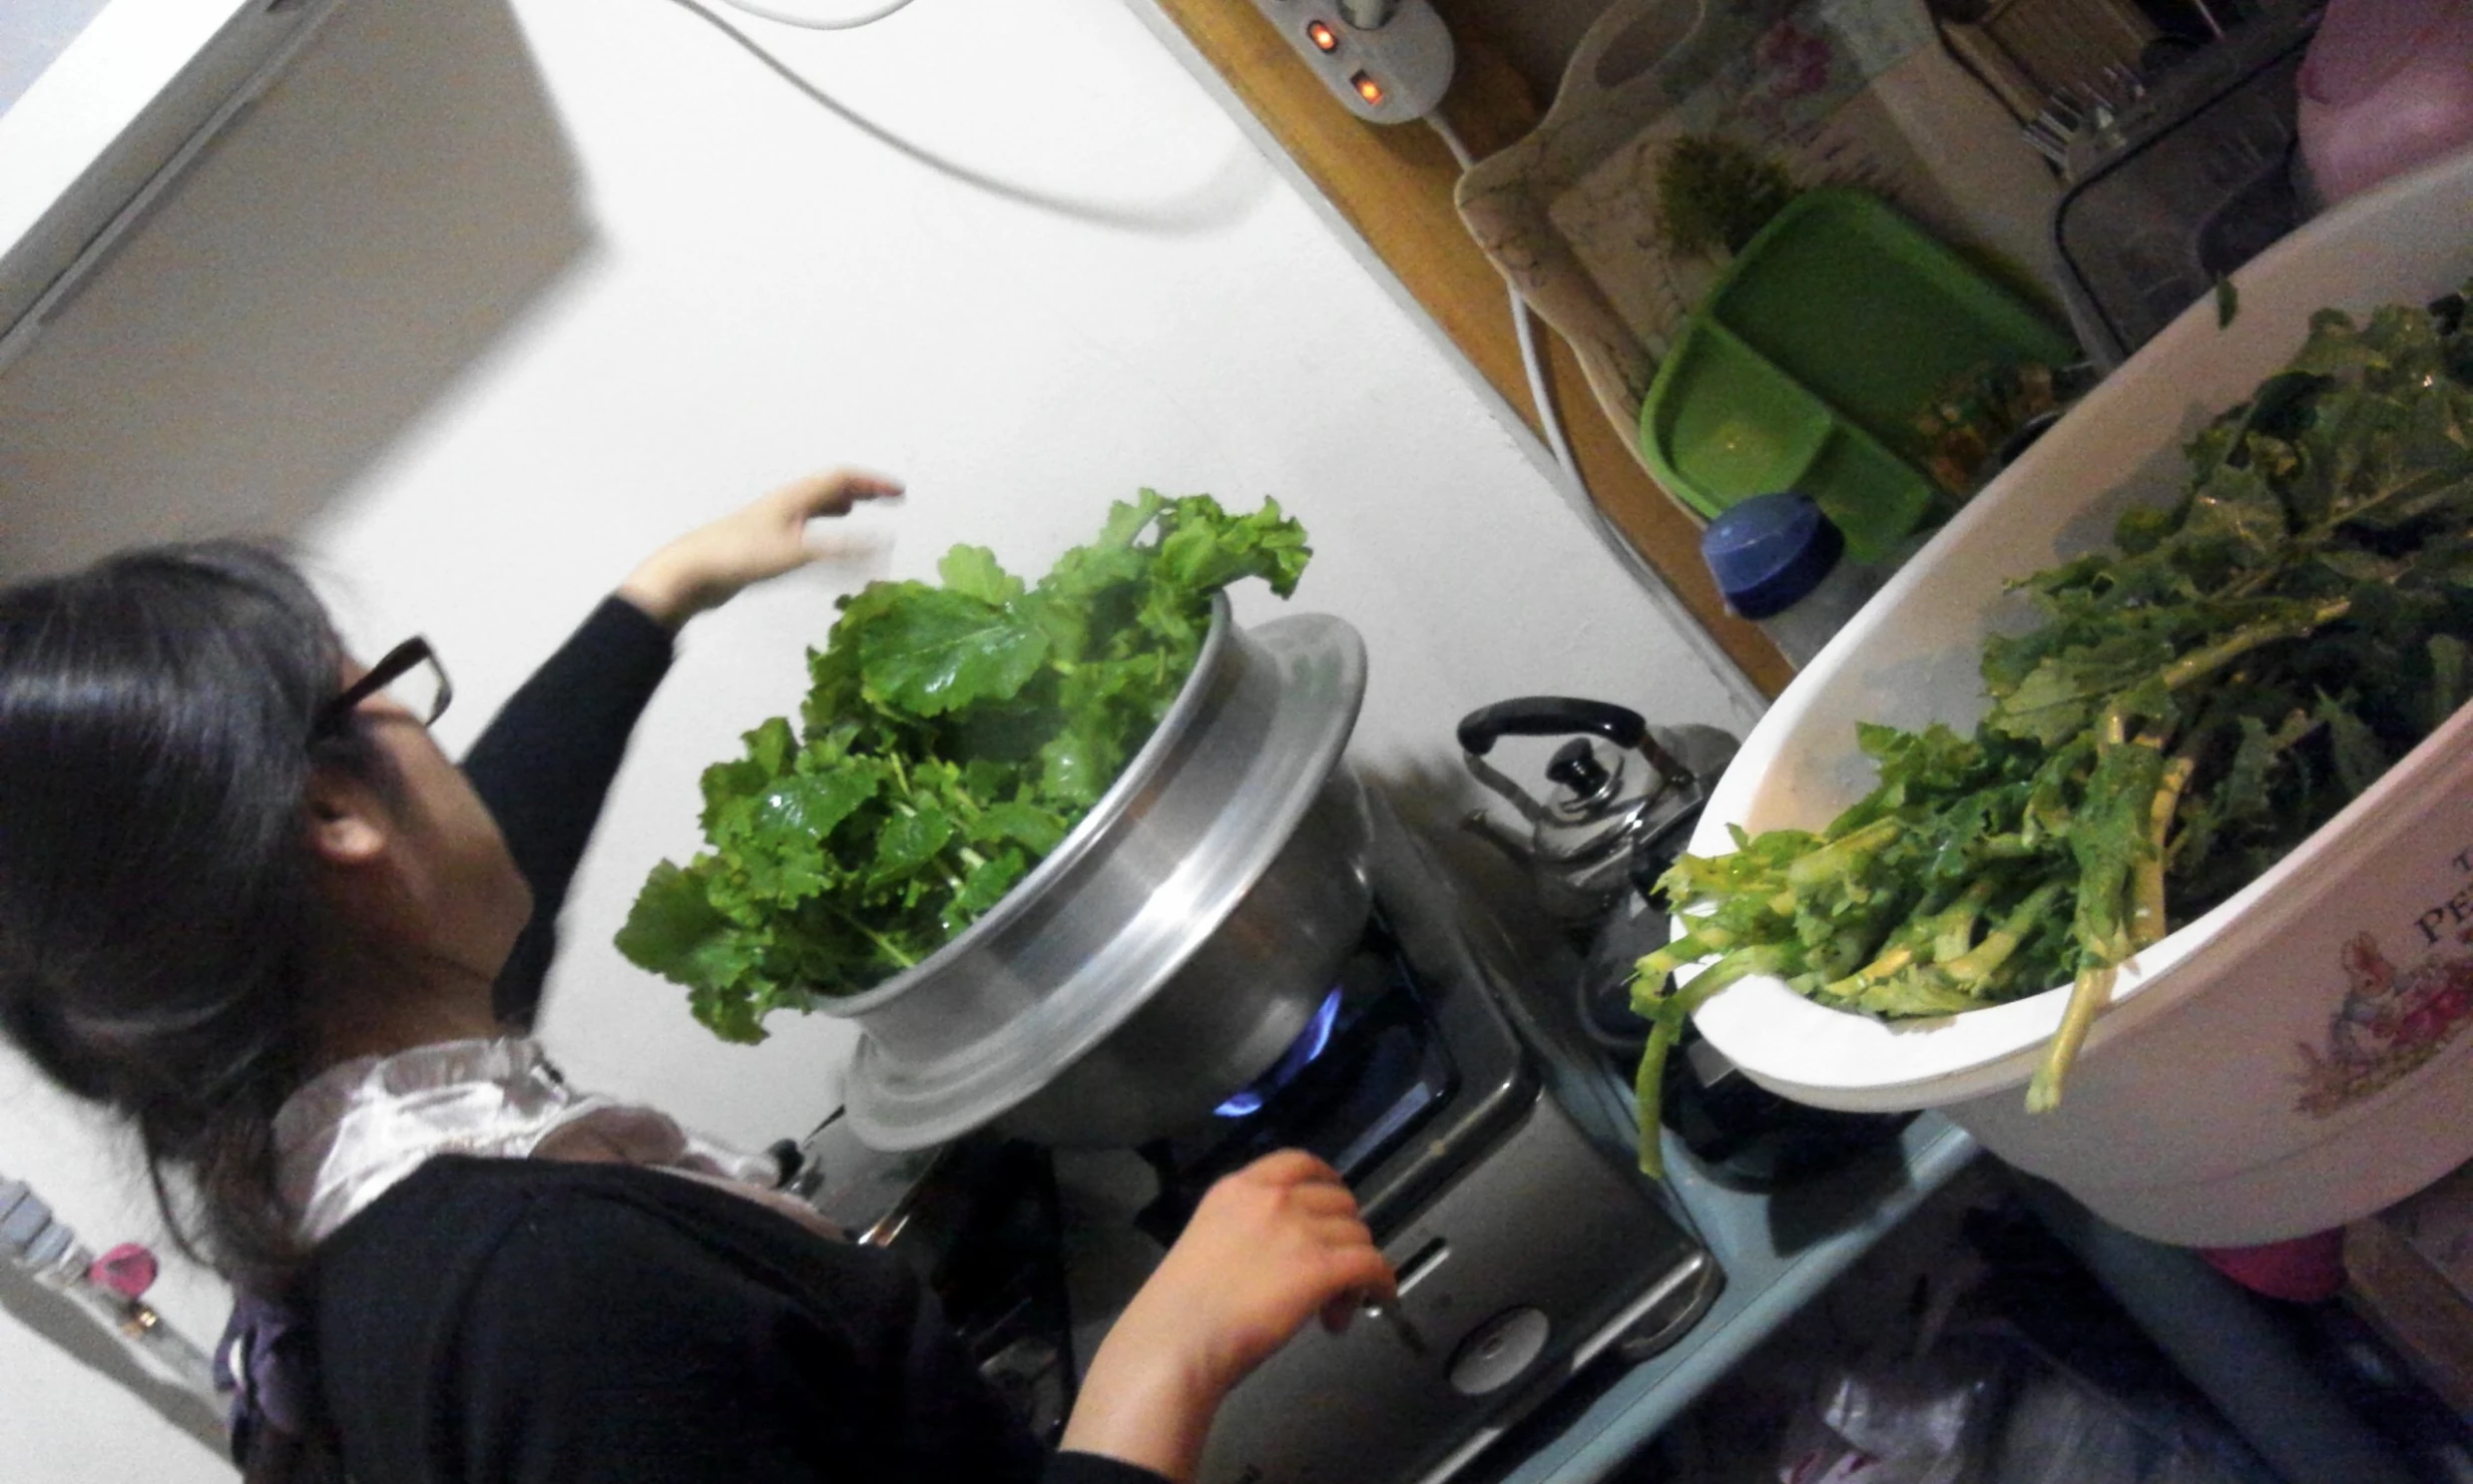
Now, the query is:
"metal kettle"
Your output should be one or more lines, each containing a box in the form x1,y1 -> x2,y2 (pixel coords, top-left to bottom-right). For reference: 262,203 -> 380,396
1456,696 -> 1737,931
1458,696 -> 1913,1187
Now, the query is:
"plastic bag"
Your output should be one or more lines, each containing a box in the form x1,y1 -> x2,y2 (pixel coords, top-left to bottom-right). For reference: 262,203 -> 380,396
1776,1321 -> 2259,1484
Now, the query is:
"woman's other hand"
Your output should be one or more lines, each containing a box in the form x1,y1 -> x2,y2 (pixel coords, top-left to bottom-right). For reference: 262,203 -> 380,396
618,470 -> 902,629
1059,1150 -> 1394,1483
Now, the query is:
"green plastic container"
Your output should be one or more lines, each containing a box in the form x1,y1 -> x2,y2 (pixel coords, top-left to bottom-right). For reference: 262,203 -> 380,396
1638,190 -> 2077,561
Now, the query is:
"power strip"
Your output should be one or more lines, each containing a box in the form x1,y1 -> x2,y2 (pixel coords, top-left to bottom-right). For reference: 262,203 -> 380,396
1241,0 -> 1455,124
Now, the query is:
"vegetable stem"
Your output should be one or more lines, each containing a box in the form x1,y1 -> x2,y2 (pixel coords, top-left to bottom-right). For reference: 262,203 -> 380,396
1631,948 -> 1783,1177
1930,879 -> 1997,963
829,905 -> 919,971
1822,944 -> 1916,1000
1786,817 -> 1902,889
2132,753 -> 2198,950
2027,962 -> 2117,1113
2158,599 -> 2351,692
1944,880 -> 2069,982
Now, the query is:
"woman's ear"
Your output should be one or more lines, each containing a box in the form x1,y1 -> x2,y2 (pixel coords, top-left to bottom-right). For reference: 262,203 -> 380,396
305,767 -> 391,867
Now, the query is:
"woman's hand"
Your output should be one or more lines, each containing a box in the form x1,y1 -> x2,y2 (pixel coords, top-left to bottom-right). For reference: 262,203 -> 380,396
617,470 -> 902,629
1059,1150 -> 1394,1483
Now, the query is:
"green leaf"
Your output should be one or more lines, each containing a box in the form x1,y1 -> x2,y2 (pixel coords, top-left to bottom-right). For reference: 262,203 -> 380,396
700,717 -> 798,834
623,491 -> 1315,1036
855,585 -> 1050,717
755,764 -> 878,844
937,544 -> 1024,606
1036,712 -> 1114,807
2432,634 -> 2468,731
2315,693 -> 2389,798
800,637 -> 866,738
978,799 -> 1069,855
872,802 -> 955,884
1157,494 -> 1312,601
2219,715 -> 2282,823
943,848 -> 1027,935
615,859 -> 732,983
687,948 -> 790,1045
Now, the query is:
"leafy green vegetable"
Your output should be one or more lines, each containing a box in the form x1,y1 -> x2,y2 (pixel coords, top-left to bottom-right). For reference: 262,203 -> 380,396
1636,282 -> 2473,1175
1655,134 -> 1799,260
618,492 -> 1311,1042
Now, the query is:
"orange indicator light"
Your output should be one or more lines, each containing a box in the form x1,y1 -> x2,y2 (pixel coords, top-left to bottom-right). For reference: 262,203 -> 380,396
1306,20 -> 1339,52
1351,71 -> 1385,105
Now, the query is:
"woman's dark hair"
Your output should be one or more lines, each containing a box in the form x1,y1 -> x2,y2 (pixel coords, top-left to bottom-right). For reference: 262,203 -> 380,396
0,541 -> 371,1477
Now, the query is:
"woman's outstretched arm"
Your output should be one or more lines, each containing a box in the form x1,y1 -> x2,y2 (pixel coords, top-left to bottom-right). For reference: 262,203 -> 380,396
464,471 -> 901,1025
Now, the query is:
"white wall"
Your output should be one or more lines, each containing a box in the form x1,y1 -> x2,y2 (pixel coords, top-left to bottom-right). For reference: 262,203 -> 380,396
0,0 -> 1754,1473
0,0 -> 114,113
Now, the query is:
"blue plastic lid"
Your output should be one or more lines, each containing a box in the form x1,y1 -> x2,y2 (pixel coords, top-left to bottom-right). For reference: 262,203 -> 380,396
1701,492 -> 1845,620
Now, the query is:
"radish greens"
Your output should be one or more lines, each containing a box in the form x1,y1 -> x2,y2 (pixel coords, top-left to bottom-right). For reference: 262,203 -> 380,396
618,493 -> 1310,1042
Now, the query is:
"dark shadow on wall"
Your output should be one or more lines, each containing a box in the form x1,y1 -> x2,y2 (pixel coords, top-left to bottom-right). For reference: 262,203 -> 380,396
0,0 -> 593,579
1429,0 -> 1611,107
0,1257 -> 230,1459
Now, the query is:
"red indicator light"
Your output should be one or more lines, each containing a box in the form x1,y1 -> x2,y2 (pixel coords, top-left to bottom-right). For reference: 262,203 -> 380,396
1351,71 -> 1385,106
1306,20 -> 1339,52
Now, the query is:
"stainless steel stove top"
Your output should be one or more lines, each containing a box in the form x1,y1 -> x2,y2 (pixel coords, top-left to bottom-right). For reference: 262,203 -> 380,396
1176,793 -> 1718,1484
794,788 -> 1720,1484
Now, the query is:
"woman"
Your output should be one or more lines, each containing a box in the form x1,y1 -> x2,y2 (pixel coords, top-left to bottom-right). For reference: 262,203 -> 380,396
0,471 -> 1393,1483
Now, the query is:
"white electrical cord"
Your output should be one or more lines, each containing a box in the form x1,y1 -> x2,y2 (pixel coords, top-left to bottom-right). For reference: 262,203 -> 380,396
1425,112 -> 1767,721
1508,273 -> 1584,485
713,0 -> 919,30
1425,113 -> 1580,490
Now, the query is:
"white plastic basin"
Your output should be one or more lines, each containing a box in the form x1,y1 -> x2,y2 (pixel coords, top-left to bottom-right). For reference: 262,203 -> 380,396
1685,146 -> 2473,1245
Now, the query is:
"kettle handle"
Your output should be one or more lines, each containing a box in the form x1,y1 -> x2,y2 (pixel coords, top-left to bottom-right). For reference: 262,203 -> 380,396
1456,696 -> 1696,794
1456,697 -> 1647,755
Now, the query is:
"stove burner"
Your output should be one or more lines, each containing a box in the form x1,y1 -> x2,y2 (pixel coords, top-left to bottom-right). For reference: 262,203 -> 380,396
1215,987 -> 1344,1118
1134,914 -> 1458,1244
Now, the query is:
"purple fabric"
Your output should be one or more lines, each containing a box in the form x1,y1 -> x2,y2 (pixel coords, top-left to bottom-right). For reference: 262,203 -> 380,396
216,1290 -> 314,1460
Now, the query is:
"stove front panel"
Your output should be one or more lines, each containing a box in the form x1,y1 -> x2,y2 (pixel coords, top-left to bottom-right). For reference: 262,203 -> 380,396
1194,799 -> 1719,1484
1197,1083 -> 1713,1484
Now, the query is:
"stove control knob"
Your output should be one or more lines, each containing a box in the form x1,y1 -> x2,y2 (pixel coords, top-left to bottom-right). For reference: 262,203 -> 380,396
1445,1306 -> 1551,1396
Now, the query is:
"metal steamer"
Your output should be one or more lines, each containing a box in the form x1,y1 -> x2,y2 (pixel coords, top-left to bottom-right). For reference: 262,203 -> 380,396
795,609 -> 1720,1484
821,595 -> 1375,1151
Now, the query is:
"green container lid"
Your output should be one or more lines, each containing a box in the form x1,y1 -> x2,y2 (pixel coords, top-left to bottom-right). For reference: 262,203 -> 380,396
1638,190 -> 2077,562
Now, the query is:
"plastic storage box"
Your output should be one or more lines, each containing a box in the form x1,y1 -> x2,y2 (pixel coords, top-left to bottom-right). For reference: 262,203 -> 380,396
1640,191 -> 2076,561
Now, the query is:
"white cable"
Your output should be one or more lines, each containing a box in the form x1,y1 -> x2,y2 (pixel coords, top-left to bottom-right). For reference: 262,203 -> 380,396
713,0 -> 919,30
1510,283 -> 1583,484
1425,113 -> 1767,721
1424,117 -> 1578,488
1425,112 -> 1476,171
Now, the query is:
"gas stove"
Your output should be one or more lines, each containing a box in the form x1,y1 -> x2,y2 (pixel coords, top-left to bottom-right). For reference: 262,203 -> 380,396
792,789 -> 1720,1484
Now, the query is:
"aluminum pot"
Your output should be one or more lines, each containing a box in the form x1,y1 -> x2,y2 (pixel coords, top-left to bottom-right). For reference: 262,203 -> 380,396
826,596 -> 1371,1152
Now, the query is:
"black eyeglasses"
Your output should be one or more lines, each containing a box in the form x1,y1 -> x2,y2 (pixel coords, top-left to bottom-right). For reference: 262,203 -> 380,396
311,637 -> 453,741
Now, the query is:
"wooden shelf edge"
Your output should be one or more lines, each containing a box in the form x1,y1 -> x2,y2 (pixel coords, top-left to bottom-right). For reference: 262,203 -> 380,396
1147,0 -> 1791,701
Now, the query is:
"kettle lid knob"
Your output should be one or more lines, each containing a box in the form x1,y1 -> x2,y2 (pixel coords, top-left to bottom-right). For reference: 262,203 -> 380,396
1545,739 -> 1613,800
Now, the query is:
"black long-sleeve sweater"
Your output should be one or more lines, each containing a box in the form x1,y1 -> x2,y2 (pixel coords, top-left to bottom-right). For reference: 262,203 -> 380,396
305,597 -> 1160,1484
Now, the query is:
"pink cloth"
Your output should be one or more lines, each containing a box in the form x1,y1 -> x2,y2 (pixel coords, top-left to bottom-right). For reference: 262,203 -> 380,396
2199,1229 -> 2347,1302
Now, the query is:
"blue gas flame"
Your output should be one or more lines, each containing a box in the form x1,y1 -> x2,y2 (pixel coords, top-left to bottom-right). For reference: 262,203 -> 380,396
1215,987 -> 1345,1119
